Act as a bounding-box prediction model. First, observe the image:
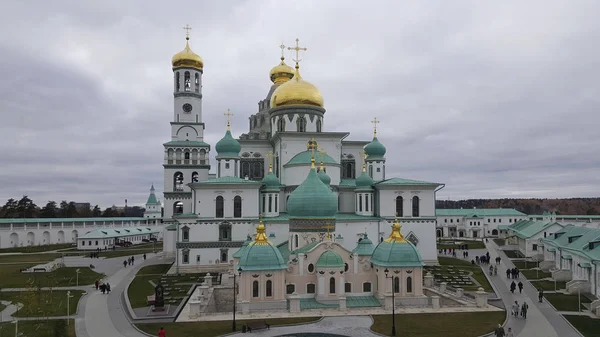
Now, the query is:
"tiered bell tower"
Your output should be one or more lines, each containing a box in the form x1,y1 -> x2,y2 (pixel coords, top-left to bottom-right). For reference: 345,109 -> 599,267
163,25 -> 210,219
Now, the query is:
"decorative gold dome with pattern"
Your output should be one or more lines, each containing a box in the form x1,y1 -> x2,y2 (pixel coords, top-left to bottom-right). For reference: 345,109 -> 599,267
269,56 -> 295,85
172,37 -> 204,71
270,65 -> 324,108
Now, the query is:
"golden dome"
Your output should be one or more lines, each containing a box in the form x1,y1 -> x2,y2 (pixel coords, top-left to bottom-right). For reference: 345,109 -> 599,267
172,37 -> 204,71
270,65 -> 324,108
269,56 -> 295,85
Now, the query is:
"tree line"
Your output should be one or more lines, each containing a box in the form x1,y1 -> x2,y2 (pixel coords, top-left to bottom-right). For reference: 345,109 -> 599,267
0,195 -> 147,218
436,197 -> 600,215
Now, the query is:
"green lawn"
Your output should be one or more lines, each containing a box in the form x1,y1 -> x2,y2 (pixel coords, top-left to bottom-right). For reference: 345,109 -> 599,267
0,243 -> 74,253
371,311 -> 505,337
428,258 -> 493,292
530,280 -> 566,291
438,257 -> 473,267
2,290 -> 84,317
545,293 -> 591,311
128,275 -> 158,308
511,261 -> 532,269
0,264 -> 104,288
0,319 -> 75,337
0,302 -> 6,312
136,317 -> 321,337
437,240 -> 486,250
493,238 -> 505,246
137,263 -> 172,275
564,315 -> 600,337
0,253 -> 63,263
520,269 -> 551,280
503,250 -> 524,259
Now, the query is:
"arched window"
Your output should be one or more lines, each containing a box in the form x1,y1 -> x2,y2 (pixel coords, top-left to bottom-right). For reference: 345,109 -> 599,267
359,195 -> 363,212
182,249 -> 189,264
175,72 -> 180,92
192,172 -> 198,183
253,281 -> 259,298
393,276 -> 400,293
316,119 -> 322,132
266,280 -> 273,297
329,277 -> 336,294
182,226 -> 189,241
286,284 -> 295,294
307,284 -> 316,294
262,194 -> 266,213
268,195 -> 273,212
194,73 -> 199,93
277,118 -> 286,132
412,196 -> 420,217
369,165 -> 373,178
406,276 -> 413,293
216,196 -> 224,218
174,172 -> 184,191
173,201 -> 183,215
234,196 -> 242,218
396,196 -> 403,217
184,71 -> 191,91
220,250 -> 228,262
184,152 -> 190,160
363,282 -> 372,292
275,195 -> 278,212
296,116 -> 306,132
295,234 -> 299,249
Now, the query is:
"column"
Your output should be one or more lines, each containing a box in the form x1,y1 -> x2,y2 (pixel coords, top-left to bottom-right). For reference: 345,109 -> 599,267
299,254 -> 305,276
353,253 -> 359,275
339,275 -> 345,295
317,274 -> 325,296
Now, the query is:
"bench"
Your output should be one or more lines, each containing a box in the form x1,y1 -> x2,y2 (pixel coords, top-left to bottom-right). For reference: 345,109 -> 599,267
147,295 -> 155,305
246,321 -> 270,332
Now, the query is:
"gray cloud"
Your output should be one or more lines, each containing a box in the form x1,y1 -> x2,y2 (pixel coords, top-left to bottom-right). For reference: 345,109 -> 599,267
0,0 -> 599,208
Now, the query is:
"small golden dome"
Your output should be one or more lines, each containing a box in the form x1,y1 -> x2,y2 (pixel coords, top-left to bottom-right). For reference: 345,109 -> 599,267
172,37 -> 204,71
269,56 -> 295,85
270,65 -> 324,108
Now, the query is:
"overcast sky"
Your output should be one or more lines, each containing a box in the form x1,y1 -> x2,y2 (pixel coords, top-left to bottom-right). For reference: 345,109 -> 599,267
0,1 -> 598,208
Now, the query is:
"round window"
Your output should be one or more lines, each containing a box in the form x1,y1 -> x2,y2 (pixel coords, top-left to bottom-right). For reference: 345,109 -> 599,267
308,263 -> 315,273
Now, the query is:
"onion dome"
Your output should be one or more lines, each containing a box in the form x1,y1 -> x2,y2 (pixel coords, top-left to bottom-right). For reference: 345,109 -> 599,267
287,158 -> 337,219
355,166 -> 374,190
317,162 -> 331,186
269,56 -> 295,85
233,235 -> 252,259
172,37 -> 204,71
352,234 -> 375,256
270,64 -> 324,108
370,218 -> 423,267
239,219 -> 287,271
261,164 -> 280,191
215,130 -> 241,157
316,251 -> 344,268
364,136 -> 386,159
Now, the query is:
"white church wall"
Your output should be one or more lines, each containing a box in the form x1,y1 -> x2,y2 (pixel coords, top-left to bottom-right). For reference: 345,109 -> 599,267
216,158 -> 238,178
193,187 -> 259,218
338,191 -> 355,213
378,189 -> 436,218
334,220 -> 380,252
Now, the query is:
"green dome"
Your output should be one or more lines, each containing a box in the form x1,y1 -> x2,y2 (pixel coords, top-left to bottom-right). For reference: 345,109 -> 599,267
287,167 -> 337,218
316,251 -> 344,268
285,151 -> 337,166
364,136 -> 386,159
370,220 -> 423,267
318,169 -> 331,186
352,234 -> 375,256
261,171 -> 280,190
215,130 -> 241,157
355,170 -> 374,189
233,235 -> 252,259
239,222 -> 287,271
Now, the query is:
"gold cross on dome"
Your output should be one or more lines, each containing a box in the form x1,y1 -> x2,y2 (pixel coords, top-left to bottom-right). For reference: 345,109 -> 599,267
371,117 -> 380,137
288,38 -> 307,66
224,109 -> 234,130
279,42 -> 286,58
322,223 -> 335,240
183,24 -> 192,38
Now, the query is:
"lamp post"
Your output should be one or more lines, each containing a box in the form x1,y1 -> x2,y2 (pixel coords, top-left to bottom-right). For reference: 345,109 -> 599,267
67,291 -> 74,325
75,269 -> 81,287
384,268 -> 396,336
232,267 -> 242,332
175,220 -> 180,274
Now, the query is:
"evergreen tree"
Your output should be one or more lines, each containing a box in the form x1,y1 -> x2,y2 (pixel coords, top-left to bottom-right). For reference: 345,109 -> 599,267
67,202 -> 79,218
16,196 -> 37,218
58,201 -> 69,217
92,205 -> 102,217
0,198 -> 18,218
40,201 -> 58,218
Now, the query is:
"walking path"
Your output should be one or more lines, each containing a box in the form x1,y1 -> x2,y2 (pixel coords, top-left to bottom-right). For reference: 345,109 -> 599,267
485,240 -> 584,337
228,316 -> 380,337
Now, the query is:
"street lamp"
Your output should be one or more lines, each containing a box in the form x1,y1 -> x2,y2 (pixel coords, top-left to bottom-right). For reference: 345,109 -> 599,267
67,291 -> 74,325
175,220 -> 180,274
75,269 -> 81,287
232,267 -> 242,332
384,268 -> 396,336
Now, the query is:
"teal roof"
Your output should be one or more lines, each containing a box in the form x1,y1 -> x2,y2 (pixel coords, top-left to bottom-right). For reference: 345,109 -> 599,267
355,170 -> 374,190
347,296 -> 382,307
285,151 -> 338,166
79,226 -> 160,239
233,235 -> 252,258
352,234 -> 375,256
497,225 -> 510,230
436,208 -> 526,217
239,241 -> 287,271
371,240 -> 423,267
508,220 -> 563,239
292,241 -> 320,255
165,224 -> 177,230
375,178 -> 441,186
339,179 -> 356,188
542,226 -> 591,248
146,185 -> 160,205
364,136 -> 386,159
316,251 -> 344,268
261,171 -> 281,189
190,176 -> 262,185
215,130 -> 241,157
287,168 -> 337,219
277,241 -> 291,261
261,213 -> 383,223
318,169 -> 331,186
300,298 -> 339,310
163,140 -> 210,147
0,217 -> 150,224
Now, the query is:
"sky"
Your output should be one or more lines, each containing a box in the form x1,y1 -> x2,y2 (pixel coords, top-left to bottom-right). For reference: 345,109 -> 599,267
0,1 -> 599,208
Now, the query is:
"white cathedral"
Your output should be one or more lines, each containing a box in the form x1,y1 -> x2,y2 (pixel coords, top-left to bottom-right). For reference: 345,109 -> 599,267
161,35 -> 444,272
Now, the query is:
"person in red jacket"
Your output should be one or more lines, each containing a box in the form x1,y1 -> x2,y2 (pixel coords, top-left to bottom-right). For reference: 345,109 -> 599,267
158,327 -> 166,337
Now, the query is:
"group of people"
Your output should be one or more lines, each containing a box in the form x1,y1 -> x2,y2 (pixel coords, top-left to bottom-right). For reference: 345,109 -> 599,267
439,248 -> 457,258
506,267 -> 521,279
510,281 -> 524,294
473,252 -> 491,265
512,300 -> 529,319
94,280 -> 111,294
123,256 -> 136,268
494,325 -> 514,337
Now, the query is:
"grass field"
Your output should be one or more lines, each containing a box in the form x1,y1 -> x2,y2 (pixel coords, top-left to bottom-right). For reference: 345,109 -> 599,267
429,257 -> 493,291
503,250 -> 524,259
0,253 -> 63,263
2,290 -> 84,317
545,293 -> 591,311
565,315 -> 600,337
136,317 -> 321,337
437,240 -> 486,250
0,264 -> 103,288
520,269 -> 551,280
0,302 -> 5,312
370,311 -> 505,337
137,264 -> 172,275
493,238 -> 505,246
0,243 -> 74,254
530,280 -> 566,291
127,263 -> 197,309
0,320 -> 75,337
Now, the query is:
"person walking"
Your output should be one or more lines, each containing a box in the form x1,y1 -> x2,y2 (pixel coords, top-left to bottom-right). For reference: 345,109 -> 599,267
506,327 -> 514,337
518,281 -> 523,294
143,253 -> 147,260
538,288 -> 544,303
506,268 -> 511,279
158,327 -> 166,337
521,302 -> 528,319
106,282 -> 111,294
510,281 -> 516,294
494,324 -> 505,337
512,301 -> 520,317
95,280 -> 99,290
131,256 -> 135,265
123,260 -> 127,268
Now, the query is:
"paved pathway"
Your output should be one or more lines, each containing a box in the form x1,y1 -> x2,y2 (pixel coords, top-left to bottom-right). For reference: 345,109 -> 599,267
485,240 -> 583,337
228,316 -> 380,337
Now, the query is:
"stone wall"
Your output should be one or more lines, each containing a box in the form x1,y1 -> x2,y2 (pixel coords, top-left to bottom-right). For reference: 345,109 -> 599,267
213,286 -> 235,312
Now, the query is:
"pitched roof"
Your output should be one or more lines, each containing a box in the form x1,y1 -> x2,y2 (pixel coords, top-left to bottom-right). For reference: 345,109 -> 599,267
79,226 -> 160,239
0,217 -> 149,224
190,176 -> 262,185
436,208 -> 526,217
508,219 -> 563,239
375,177 -> 441,186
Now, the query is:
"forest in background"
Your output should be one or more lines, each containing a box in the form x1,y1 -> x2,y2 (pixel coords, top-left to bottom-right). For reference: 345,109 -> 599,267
436,198 -> 600,215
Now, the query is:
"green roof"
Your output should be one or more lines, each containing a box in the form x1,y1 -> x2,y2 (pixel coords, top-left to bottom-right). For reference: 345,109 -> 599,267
0,217 -> 150,224
146,185 -> 160,205
239,242 -> 287,271
352,234 -> 375,256
375,178 -> 441,186
339,179 -> 356,188
347,296 -> 382,308
285,151 -> 338,166
316,251 -> 344,268
371,240 -> 423,267
163,140 -> 210,147
579,262 -> 592,268
261,172 -> 281,189
318,170 -> 331,186
233,235 -> 252,258
498,225 -> 510,230
292,241 -> 320,255
364,136 -> 386,159
190,176 -> 262,185
300,298 -> 339,310
436,208 -> 527,217
261,213 -> 383,223
507,220 -> 563,239
355,171 -> 374,190
165,224 -> 177,230
287,168 -> 337,219
79,226 -> 160,239
215,130 -> 241,157
277,241 -> 291,261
